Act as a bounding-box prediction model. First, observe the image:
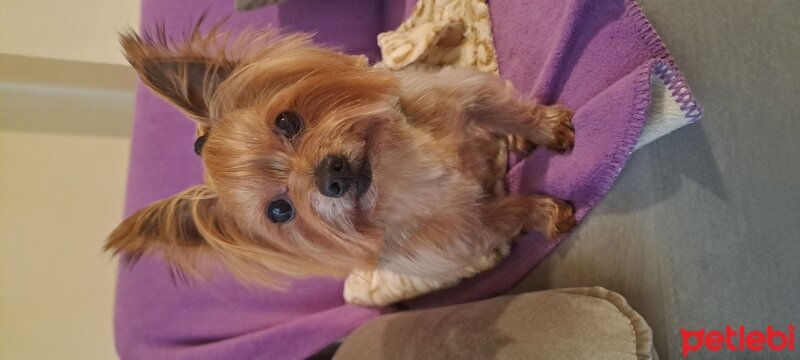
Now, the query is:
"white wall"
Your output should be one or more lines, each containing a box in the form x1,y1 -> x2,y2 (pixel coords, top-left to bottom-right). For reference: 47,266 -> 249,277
0,1 -> 139,358
0,0 -> 139,65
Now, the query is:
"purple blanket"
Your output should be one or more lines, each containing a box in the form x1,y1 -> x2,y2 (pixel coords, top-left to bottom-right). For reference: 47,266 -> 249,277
115,0 -> 701,358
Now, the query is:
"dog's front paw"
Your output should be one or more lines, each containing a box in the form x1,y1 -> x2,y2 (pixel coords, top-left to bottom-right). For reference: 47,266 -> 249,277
540,105 -> 575,152
524,104 -> 575,152
548,199 -> 577,239
525,196 -> 577,240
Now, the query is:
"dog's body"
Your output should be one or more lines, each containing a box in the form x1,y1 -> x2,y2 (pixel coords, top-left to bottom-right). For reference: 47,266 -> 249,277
106,27 -> 576,306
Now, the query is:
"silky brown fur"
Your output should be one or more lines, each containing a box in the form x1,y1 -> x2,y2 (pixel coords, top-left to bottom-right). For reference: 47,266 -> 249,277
106,24 -> 576,290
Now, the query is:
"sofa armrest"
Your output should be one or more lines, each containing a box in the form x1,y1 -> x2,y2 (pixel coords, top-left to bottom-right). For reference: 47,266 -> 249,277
334,287 -> 655,360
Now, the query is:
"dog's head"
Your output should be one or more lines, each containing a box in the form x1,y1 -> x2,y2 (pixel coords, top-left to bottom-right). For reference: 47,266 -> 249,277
106,24 -> 417,284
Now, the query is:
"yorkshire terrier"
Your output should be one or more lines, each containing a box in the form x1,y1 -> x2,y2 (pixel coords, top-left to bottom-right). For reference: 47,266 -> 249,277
106,25 -> 576,306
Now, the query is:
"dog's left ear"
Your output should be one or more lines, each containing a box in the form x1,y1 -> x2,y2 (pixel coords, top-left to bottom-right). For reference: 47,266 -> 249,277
120,30 -> 234,124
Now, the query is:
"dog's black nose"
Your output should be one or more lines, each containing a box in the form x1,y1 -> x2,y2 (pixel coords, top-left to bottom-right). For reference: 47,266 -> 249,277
315,154 -> 353,198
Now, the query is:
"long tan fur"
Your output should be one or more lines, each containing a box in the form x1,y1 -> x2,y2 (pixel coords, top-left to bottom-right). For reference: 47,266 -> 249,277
106,20 -> 576,294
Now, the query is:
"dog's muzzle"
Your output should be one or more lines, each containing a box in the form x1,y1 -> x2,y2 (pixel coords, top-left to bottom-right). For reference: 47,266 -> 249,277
314,154 -> 371,199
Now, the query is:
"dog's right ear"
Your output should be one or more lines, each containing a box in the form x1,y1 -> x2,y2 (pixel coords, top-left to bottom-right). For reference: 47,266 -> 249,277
120,27 -> 234,124
105,185 -> 221,278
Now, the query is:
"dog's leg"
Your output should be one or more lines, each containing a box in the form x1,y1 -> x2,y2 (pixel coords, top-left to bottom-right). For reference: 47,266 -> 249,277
481,194 -> 576,241
344,195 -> 574,306
398,68 -> 575,152
465,79 -> 575,153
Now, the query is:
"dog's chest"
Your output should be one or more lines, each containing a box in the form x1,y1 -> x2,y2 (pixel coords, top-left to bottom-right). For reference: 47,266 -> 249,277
456,127 -> 508,199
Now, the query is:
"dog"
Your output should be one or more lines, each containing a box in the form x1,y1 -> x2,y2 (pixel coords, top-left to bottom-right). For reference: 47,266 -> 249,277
105,24 -> 576,306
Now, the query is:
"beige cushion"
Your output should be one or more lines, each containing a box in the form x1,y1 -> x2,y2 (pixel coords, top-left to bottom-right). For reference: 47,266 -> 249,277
334,287 -> 654,360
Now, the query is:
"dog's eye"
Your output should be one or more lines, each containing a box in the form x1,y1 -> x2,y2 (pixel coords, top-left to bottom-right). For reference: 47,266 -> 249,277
267,199 -> 294,223
194,134 -> 208,156
275,111 -> 303,140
